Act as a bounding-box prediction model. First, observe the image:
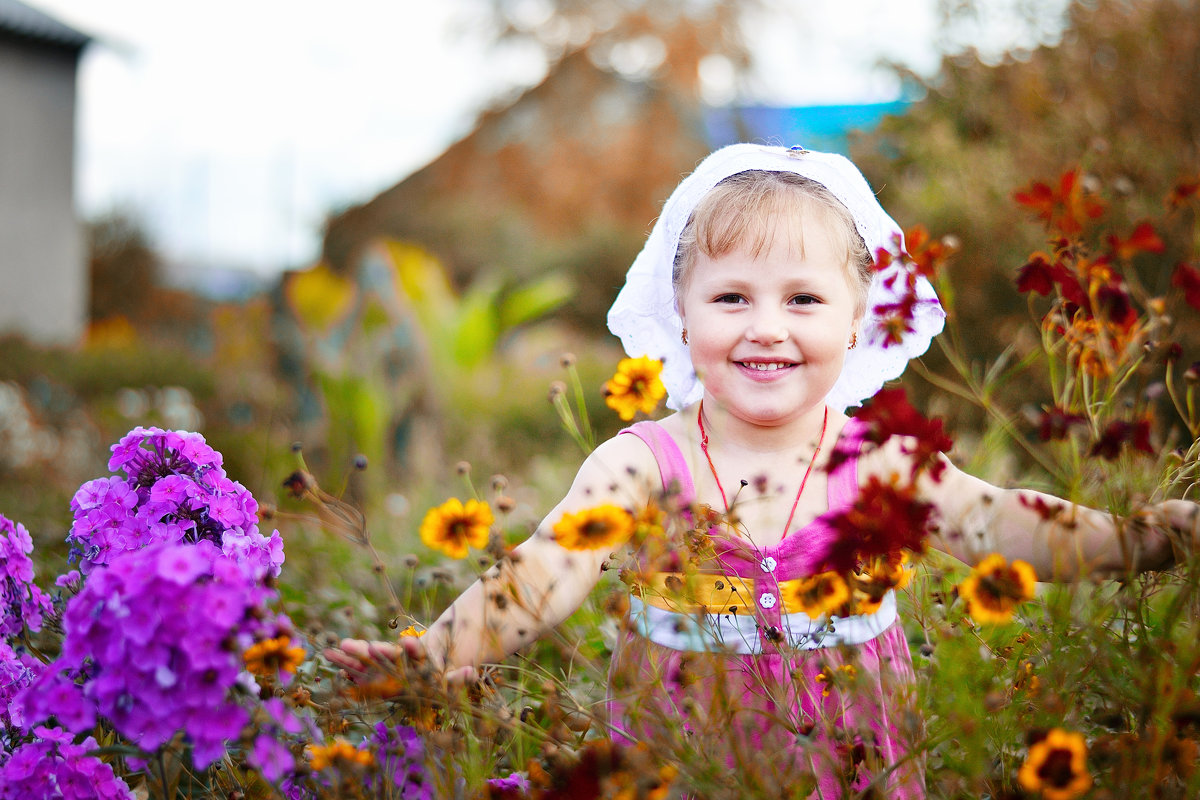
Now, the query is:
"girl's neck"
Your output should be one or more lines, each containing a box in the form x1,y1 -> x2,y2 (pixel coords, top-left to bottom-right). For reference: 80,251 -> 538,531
695,399 -> 834,457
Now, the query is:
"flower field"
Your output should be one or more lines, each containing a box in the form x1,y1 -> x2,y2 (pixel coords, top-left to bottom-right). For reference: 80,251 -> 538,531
1,169 -> 1200,799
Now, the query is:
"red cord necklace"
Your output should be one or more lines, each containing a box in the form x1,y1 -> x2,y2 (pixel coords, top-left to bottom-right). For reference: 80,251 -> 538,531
697,400 -> 830,536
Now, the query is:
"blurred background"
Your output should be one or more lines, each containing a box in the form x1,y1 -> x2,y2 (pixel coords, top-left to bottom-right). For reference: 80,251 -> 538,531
2,0 -> 1198,563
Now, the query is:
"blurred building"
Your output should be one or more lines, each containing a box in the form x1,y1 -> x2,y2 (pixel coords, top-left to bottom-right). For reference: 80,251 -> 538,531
0,0 -> 89,344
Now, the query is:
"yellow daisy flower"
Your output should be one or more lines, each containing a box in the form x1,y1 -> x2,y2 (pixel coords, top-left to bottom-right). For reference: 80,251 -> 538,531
552,504 -> 635,551
959,553 -> 1037,624
850,552 -> 913,614
784,571 -> 851,620
603,356 -> 666,421
419,498 -> 493,559
243,635 -> 306,680
1018,728 -> 1092,799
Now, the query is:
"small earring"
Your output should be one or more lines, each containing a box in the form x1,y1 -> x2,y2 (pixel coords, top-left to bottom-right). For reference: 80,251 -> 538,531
848,331 -> 857,350
681,328 -> 689,345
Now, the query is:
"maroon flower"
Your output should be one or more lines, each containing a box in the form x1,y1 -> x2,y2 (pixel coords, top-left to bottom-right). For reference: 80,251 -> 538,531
1037,407 -> 1087,441
1172,263 -> 1200,312
836,388 -> 954,481
826,476 -> 934,573
1089,418 -> 1154,461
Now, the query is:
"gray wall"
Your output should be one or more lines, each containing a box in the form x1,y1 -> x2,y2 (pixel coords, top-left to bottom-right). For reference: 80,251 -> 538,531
0,33 -> 85,344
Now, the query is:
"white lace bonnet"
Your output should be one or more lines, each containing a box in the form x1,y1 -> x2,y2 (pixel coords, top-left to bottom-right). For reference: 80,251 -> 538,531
606,143 -> 946,412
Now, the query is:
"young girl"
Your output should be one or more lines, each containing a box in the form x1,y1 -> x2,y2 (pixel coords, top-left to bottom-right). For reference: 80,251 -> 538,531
330,144 -> 1198,796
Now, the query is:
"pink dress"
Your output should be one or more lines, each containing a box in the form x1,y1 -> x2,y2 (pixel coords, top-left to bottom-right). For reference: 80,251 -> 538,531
608,418 -> 924,798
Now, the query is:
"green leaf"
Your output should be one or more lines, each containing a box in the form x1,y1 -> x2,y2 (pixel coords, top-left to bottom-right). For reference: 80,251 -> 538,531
499,274 -> 574,332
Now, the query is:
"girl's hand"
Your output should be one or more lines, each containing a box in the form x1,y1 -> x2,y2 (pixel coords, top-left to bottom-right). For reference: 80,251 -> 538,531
324,637 -> 479,686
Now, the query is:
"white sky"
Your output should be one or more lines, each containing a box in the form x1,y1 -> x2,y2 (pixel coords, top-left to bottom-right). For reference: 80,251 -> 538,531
21,1 -> 1058,280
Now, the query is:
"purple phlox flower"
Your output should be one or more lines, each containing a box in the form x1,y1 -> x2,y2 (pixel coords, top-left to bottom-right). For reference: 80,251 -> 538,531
247,698 -> 306,782
27,541 -> 289,769
0,514 -> 53,638
0,726 -> 136,800
487,772 -> 532,793
1,641 -> 42,733
369,723 -> 433,798
149,474 -> 191,506
67,427 -> 285,576
55,570 -> 82,591
156,544 -> 207,585
14,667 -> 95,734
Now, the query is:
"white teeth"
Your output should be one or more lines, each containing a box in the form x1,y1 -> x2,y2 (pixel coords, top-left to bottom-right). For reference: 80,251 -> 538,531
742,362 -> 787,371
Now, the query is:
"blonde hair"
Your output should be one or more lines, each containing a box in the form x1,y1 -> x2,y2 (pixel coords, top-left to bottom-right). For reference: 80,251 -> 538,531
672,170 -> 874,310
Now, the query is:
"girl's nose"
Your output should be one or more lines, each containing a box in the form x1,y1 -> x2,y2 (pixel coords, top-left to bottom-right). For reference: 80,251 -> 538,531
746,309 -> 789,344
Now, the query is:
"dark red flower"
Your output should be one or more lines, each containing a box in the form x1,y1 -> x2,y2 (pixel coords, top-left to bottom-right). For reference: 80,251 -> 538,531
1016,254 -> 1058,296
1106,221 -> 1165,261
1037,407 -> 1087,441
1172,263 -> 1200,312
1167,176 -> 1200,210
1094,283 -> 1138,330
834,388 -> 954,480
872,295 -> 920,348
826,476 -> 934,573
1018,494 -> 1067,521
1089,418 -> 1154,461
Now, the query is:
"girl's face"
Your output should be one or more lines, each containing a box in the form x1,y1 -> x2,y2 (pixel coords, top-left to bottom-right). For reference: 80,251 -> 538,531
676,213 -> 860,427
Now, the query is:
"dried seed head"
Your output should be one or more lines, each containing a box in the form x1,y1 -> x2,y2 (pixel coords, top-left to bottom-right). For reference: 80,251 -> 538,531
496,495 -> 517,513
455,461 -> 471,476
290,441 -> 303,453
402,554 -> 420,569
281,470 -> 316,498
490,474 -> 508,491
354,454 -> 369,470
560,352 -> 576,368
548,381 -> 567,400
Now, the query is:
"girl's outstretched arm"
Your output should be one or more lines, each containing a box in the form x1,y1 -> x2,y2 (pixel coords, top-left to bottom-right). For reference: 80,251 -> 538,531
327,432 -> 658,681
867,438 -> 1199,581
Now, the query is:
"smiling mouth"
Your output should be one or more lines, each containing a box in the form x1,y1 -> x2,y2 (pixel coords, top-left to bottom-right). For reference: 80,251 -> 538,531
737,361 -> 796,372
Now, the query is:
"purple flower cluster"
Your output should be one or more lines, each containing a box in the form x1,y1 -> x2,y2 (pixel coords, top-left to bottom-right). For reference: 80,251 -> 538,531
67,427 -> 283,578
371,722 -> 434,799
0,725 -> 134,800
1,641 -> 41,736
19,540 -> 291,768
0,514 -> 53,639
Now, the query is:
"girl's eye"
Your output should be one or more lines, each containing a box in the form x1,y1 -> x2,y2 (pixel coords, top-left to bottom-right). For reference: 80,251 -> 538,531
714,294 -> 745,304
790,294 -> 819,305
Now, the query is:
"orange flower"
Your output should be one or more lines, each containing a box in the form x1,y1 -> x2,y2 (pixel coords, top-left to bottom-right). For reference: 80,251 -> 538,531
398,624 -> 426,638
552,504 -> 635,551
307,739 -> 375,770
1018,728 -> 1092,799
1014,169 -> 1106,235
603,356 -> 666,421
419,498 -> 493,559
959,554 -> 1037,624
243,635 -> 306,680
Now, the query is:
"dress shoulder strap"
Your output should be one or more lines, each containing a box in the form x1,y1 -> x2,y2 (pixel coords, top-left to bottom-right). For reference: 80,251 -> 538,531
617,421 -> 695,504
828,415 -> 867,509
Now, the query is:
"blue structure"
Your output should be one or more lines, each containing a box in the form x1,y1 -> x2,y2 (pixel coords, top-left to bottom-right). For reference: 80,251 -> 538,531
705,101 -> 909,155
